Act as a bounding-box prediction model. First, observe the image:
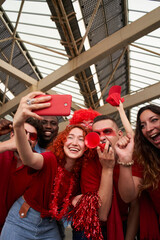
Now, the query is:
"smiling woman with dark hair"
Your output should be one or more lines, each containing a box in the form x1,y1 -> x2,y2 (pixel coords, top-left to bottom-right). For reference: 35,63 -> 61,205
118,104 -> 160,239
134,104 -> 160,192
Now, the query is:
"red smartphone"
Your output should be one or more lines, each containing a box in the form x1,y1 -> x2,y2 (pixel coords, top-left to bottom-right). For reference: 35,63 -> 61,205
33,95 -> 72,116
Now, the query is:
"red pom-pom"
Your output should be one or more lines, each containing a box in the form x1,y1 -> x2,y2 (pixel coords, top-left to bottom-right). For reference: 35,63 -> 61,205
68,192 -> 104,240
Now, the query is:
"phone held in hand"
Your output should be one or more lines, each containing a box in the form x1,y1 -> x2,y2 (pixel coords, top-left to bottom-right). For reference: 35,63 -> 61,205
33,95 -> 72,116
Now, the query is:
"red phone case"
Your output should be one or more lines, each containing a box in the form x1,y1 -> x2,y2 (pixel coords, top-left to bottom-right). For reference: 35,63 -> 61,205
33,95 -> 72,116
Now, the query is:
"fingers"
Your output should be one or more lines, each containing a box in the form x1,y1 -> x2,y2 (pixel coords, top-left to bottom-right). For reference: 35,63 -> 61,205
104,140 -> 111,152
0,119 -> 12,128
72,194 -> 83,207
23,91 -> 45,100
22,92 -> 51,105
97,140 -> 114,158
19,92 -> 51,120
116,135 -> 130,149
116,134 -> 134,150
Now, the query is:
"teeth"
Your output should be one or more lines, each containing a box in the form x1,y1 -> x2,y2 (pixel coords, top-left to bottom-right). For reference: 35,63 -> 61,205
150,133 -> 160,139
150,133 -> 157,138
70,148 -> 78,152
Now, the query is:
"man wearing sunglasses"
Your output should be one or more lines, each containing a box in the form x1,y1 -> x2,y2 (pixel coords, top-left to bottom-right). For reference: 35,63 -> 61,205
0,118 -> 38,236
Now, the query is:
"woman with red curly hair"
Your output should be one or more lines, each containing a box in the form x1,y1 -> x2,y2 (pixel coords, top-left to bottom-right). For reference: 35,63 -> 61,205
1,92 -> 93,240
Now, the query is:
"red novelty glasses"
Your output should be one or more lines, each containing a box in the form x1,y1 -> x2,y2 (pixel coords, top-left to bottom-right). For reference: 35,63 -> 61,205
25,130 -> 37,141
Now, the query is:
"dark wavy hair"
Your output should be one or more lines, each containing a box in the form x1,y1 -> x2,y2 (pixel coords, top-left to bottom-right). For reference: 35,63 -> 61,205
48,124 -> 95,178
25,117 -> 40,132
134,104 -> 160,191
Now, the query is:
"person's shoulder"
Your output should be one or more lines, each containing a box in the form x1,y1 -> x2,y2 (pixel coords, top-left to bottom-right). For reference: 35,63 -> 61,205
0,150 -> 14,158
41,151 -> 57,175
41,151 -> 57,162
0,150 -> 14,168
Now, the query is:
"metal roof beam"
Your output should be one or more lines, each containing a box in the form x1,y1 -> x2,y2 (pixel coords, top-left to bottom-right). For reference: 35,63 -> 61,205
0,0 -> 5,7
59,82 -> 160,130
0,86 -> 38,116
97,82 -> 160,115
0,59 -> 37,86
37,7 -> 160,92
0,7 -> 160,117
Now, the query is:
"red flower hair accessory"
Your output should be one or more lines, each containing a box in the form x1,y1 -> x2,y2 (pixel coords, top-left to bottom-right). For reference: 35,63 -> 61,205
106,85 -> 124,106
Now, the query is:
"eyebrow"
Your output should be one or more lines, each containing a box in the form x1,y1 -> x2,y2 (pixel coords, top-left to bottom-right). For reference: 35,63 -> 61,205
94,128 -> 113,132
141,115 -> 159,124
24,129 -> 37,134
68,133 -> 84,137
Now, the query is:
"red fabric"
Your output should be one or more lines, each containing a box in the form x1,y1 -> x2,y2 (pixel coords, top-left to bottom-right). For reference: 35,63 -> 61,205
148,184 -> 160,216
132,158 -> 143,178
23,151 -> 75,218
130,160 -> 160,239
69,108 -> 101,125
107,188 -> 124,240
0,151 -> 14,232
106,85 -> 124,106
81,158 -> 129,221
140,191 -> 160,240
80,157 -> 128,239
0,151 -> 32,232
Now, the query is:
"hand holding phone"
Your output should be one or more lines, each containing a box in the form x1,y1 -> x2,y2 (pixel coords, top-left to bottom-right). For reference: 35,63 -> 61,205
33,95 -> 72,116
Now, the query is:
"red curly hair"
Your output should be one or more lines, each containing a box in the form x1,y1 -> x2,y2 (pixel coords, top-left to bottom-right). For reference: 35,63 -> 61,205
49,125 -> 95,177
69,108 -> 101,125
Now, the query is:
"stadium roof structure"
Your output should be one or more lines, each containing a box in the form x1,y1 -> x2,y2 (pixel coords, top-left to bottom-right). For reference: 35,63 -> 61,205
0,0 -> 160,140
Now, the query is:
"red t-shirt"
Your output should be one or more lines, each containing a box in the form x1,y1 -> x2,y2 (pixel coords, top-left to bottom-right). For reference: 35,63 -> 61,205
131,161 -> 160,215
81,157 -> 139,221
23,151 -> 75,218
148,183 -> 160,215
0,151 -> 32,232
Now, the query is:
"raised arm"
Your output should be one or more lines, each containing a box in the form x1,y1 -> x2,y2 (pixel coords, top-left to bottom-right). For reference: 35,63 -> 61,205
13,92 -> 51,170
97,140 -> 115,221
115,133 -> 141,202
116,101 -> 134,136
